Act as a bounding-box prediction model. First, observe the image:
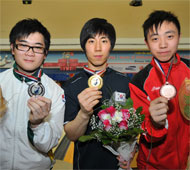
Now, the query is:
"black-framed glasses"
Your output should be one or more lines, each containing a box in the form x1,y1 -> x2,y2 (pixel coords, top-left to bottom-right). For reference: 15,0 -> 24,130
15,44 -> 45,54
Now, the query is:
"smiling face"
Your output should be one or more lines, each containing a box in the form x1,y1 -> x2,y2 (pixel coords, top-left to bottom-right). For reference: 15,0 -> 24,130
11,32 -> 46,75
85,33 -> 111,70
145,21 -> 180,63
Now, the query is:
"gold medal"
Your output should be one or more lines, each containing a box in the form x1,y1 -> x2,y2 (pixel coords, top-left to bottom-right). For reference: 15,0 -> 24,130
160,82 -> 176,100
88,74 -> 103,89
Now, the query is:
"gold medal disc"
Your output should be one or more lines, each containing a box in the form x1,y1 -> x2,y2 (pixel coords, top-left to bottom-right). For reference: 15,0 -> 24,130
88,75 -> 103,89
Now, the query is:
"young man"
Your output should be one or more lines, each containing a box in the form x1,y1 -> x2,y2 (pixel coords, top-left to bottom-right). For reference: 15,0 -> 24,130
63,18 -> 131,169
129,10 -> 190,169
0,19 -> 65,169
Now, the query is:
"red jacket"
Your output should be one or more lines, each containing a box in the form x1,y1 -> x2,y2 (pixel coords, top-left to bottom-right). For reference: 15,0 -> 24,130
129,54 -> 190,169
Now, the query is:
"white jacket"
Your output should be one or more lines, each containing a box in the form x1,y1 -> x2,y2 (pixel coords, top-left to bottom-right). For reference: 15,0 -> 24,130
0,68 -> 65,170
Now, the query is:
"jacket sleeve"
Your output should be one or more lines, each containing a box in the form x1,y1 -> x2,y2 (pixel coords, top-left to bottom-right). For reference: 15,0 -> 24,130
28,84 -> 65,153
129,83 -> 167,143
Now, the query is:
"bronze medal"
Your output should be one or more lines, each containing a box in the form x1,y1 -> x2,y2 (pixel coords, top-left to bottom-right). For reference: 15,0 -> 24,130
28,82 -> 45,96
160,82 -> 176,100
88,74 -> 103,89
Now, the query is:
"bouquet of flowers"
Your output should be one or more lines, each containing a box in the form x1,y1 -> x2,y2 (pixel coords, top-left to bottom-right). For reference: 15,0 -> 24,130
79,91 -> 145,170
0,86 -> 7,118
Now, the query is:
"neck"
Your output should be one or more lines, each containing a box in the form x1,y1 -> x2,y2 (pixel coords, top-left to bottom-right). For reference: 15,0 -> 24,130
16,64 -> 40,75
87,64 -> 107,71
155,54 -> 177,64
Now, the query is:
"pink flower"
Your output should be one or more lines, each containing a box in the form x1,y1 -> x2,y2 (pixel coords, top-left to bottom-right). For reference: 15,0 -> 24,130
118,120 -> 128,130
121,109 -> 130,121
98,110 -> 111,121
103,120 -> 112,131
105,106 -> 116,117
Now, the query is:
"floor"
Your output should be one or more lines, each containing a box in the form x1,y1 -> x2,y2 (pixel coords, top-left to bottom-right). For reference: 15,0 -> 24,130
53,160 -> 72,170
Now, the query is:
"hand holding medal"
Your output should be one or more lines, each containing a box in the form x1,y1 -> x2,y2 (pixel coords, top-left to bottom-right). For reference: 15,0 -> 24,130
0,86 -> 7,118
28,95 -> 51,127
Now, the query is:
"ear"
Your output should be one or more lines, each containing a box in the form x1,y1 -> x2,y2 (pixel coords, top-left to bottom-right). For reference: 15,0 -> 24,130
10,44 -> 15,55
144,39 -> 150,50
178,33 -> 181,41
43,49 -> 48,60
42,59 -> 45,65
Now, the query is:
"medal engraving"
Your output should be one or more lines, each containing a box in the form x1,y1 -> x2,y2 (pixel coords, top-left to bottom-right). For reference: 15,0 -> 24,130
88,74 -> 103,89
28,82 -> 45,96
160,82 -> 176,100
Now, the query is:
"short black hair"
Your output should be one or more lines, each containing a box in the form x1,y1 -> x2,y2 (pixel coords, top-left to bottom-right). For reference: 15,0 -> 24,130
143,10 -> 181,41
80,18 -> 116,51
9,18 -> 51,51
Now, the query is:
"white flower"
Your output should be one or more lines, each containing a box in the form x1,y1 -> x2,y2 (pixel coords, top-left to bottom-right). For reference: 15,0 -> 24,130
101,113 -> 111,121
112,110 -> 123,123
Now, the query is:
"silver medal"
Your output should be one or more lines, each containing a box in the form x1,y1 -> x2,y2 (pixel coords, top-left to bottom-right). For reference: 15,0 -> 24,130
28,82 -> 45,96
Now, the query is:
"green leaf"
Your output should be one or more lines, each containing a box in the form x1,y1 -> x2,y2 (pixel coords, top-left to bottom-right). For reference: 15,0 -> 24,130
122,98 -> 133,109
101,105 -> 107,109
102,139 -> 113,145
136,106 -> 143,114
185,95 -> 190,104
79,135 -> 95,142
140,114 -> 145,121
184,105 -> 190,118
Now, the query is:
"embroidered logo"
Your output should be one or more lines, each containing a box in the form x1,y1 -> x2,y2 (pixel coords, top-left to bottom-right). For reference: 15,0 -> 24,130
62,94 -> 66,102
151,86 -> 160,92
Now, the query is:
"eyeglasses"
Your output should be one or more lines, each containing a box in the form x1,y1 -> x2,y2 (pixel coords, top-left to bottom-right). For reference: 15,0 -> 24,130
15,44 -> 45,54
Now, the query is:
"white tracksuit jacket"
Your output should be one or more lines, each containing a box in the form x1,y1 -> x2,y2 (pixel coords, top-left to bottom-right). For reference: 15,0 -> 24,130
0,68 -> 65,170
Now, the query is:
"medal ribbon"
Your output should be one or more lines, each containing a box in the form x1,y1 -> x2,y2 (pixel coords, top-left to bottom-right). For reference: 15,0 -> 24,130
83,65 -> 107,77
13,64 -> 45,96
154,56 -> 174,82
14,69 -> 42,82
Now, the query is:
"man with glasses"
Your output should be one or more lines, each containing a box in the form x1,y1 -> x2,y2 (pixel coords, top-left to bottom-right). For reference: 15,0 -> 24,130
0,18 -> 65,169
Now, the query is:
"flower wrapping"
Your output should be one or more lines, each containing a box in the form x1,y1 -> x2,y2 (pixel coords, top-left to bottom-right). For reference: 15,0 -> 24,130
103,140 -> 136,170
79,92 -> 145,169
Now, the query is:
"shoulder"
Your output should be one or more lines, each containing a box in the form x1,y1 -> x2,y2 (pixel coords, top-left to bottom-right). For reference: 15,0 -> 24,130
130,64 -> 152,92
0,68 -> 12,75
64,71 -> 86,87
42,74 -> 64,93
180,57 -> 190,68
106,68 -> 130,81
0,68 -> 13,81
131,64 -> 152,83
